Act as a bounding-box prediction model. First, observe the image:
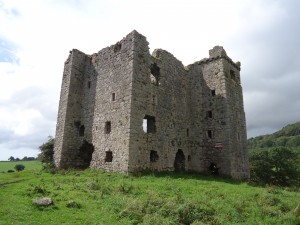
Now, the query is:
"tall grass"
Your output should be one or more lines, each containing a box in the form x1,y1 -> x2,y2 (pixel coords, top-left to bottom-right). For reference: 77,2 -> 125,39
0,169 -> 299,225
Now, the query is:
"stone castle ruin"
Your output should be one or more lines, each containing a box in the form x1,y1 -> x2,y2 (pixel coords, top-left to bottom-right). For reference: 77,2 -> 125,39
54,30 -> 249,179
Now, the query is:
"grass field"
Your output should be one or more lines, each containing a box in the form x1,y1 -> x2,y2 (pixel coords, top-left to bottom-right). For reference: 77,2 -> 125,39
0,160 -> 42,172
0,166 -> 299,225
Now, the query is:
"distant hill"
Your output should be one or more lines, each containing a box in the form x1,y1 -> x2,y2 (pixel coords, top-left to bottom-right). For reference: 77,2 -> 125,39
248,121 -> 300,149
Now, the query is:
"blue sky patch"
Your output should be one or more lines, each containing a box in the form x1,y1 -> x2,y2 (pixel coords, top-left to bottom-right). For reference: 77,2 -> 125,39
0,38 -> 18,63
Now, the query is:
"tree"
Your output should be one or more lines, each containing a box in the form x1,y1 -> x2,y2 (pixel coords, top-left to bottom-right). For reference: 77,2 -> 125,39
27,157 -> 36,161
14,164 -> 25,172
38,136 -> 55,170
8,156 -> 15,161
250,147 -> 300,186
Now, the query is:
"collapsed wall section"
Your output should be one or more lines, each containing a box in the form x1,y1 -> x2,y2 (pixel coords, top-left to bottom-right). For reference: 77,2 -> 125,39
128,33 -> 192,172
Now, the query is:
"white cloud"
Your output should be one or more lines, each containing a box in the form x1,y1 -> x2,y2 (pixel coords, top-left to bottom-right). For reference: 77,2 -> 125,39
0,0 -> 300,160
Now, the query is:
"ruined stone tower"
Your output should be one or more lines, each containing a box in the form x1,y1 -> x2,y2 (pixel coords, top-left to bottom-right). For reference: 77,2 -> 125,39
54,30 -> 249,179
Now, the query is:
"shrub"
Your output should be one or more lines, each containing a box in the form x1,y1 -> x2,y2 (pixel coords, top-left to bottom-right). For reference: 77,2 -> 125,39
14,164 -> 25,172
250,147 -> 300,186
38,136 -> 55,170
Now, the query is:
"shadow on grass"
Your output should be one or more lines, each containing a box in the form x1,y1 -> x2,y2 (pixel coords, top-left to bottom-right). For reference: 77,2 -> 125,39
132,170 -> 244,185
43,167 -> 245,186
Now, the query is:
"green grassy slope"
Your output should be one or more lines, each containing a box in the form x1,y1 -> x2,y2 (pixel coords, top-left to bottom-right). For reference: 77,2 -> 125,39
0,160 -> 42,173
0,169 -> 299,225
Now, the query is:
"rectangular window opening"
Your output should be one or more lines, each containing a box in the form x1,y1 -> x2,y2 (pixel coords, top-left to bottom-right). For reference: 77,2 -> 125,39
88,81 -> 91,89
105,151 -> 113,162
112,93 -> 116,101
105,121 -> 111,134
207,130 -> 213,139
207,111 -> 213,118
211,90 -> 216,96
143,115 -> 156,133
150,150 -> 159,162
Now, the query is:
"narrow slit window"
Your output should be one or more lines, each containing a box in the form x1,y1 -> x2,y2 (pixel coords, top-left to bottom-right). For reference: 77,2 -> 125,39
105,151 -> 113,162
211,90 -> 216,96
186,128 -> 189,137
105,121 -> 111,134
79,125 -> 85,137
88,81 -> 91,89
112,93 -> 116,101
143,115 -> 156,133
152,95 -> 157,105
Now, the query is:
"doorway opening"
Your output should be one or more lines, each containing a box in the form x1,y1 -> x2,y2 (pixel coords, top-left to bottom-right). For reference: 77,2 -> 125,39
174,149 -> 185,172
77,140 -> 94,169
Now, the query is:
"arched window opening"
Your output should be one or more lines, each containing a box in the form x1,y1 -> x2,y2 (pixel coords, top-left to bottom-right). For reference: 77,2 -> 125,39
174,149 -> 185,172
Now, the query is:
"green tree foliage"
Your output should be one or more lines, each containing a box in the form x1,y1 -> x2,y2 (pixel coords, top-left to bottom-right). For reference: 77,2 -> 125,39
38,136 -> 55,170
250,147 -> 300,186
248,121 -> 300,149
14,164 -> 25,172
286,136 -> 300,147
274,122 -> 300,137
21,156 -> 36,161
8,156 -> 15,161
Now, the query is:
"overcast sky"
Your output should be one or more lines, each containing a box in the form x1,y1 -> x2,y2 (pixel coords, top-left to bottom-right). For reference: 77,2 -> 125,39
0,0 -> 299,160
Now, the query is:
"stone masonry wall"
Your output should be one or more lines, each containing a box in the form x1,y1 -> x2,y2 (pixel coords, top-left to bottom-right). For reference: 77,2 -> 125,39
89,32 -> 136,172
129,38 -> 191,172
54,31 -> 249,179
197,46 -> 249,179
54,49 -> 89,168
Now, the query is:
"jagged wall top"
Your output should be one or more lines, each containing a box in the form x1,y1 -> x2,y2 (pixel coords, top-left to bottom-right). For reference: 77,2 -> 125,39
209,46 -> 227,58
65,31 -> 241,71
199,45 -> 241,71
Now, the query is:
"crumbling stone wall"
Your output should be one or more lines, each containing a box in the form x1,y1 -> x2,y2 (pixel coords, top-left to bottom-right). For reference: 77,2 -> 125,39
54,30 -> 249,179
